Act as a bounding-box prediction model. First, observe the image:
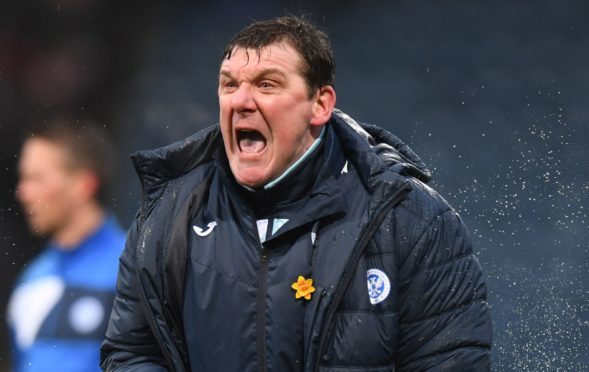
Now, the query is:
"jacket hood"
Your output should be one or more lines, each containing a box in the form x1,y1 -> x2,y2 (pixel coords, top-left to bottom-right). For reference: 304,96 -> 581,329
131,109 -> 432,197
331,109 -> 432,183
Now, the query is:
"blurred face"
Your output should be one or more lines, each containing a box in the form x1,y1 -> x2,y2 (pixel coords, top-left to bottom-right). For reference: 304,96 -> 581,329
16,138 -> 79,237
218,42 -> 333,187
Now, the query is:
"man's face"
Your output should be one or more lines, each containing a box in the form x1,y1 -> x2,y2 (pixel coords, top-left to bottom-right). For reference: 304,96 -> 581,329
218,42 -> 325,187
16,138 -> 78,236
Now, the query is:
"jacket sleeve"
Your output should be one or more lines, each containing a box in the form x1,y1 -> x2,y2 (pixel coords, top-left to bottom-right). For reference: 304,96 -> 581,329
100,217 -> 168,371
394,208 -> 493,371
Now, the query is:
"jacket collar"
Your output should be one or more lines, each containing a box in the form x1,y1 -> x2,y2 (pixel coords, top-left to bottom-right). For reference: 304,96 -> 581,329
212,124 -> 347,244
131,125 -> 222,199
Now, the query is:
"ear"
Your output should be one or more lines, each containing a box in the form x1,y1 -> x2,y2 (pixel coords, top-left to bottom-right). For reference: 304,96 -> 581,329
310,85 -> 336,126
72,170 -> 101,202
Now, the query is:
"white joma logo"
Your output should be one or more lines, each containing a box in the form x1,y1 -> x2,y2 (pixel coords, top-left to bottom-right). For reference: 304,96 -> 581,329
193,221 -> 217,237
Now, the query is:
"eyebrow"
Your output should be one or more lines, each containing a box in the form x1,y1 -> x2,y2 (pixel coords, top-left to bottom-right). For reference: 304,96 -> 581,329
256,68 -> 287,79
219,70 -> 233,80
219,68 -> 287,82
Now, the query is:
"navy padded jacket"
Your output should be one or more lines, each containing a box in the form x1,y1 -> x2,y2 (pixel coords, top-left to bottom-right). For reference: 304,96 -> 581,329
101,110 -> 492,371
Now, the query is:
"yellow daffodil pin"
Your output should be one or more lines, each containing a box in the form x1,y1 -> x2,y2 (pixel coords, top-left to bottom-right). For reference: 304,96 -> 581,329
291,275 -> 315,300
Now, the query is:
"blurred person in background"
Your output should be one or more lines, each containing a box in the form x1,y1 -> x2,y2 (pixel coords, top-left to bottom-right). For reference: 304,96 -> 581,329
7,118 -> 125,372
101,16 -> 492,371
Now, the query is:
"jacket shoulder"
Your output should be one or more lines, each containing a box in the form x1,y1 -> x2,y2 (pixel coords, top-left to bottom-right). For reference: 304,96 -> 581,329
132,125 -> 222,196
129,126 -> 222,218
371,173 -> 470,272
399,176 -> 454,223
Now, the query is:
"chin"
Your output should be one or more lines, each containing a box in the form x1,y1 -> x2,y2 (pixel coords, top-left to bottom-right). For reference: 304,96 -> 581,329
30,226 -> 49,237
231,164 -> 267,188
237,178 -> 264,188
235,172 -> 268,188
27,219 -> 51,236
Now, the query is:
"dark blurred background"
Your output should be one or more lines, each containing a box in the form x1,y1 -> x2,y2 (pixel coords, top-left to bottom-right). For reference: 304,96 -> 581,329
1,0 -> 587,370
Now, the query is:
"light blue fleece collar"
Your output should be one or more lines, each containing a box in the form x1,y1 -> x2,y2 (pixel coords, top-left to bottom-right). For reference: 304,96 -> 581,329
263,126 -> 326,190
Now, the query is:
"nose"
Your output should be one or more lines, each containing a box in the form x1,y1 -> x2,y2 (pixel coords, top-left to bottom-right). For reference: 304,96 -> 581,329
15,178 -> 33,205
231,84 -> 256,113
15,179 -> 26,202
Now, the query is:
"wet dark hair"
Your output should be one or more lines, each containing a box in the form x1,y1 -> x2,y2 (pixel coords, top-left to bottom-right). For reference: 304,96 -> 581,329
221,15 -> 335,97
26,116 -> 115,204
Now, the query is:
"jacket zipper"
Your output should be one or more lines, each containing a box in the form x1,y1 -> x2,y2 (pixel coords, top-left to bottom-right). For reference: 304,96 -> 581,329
314,184 -> 410,371
258,246 -> 270,372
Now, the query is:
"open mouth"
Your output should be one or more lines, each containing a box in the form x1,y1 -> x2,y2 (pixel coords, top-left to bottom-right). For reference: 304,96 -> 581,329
237,129 -> 267,154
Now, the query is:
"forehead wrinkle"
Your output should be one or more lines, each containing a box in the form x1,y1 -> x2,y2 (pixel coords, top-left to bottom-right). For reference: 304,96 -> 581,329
223,47 -> 255,67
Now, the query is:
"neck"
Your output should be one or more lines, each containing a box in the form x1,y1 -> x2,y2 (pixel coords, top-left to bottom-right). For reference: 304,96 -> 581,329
263,126 -> 326,190
53,201 -> 105,249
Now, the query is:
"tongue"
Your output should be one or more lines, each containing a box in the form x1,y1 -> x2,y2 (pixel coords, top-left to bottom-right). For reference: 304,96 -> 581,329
239,131 -> 266,154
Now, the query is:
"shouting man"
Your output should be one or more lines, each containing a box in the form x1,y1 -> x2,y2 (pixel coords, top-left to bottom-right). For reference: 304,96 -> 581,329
101,16 -> 492,371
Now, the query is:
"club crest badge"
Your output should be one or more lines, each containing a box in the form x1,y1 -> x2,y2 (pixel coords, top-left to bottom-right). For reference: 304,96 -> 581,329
367,268 -> 391,305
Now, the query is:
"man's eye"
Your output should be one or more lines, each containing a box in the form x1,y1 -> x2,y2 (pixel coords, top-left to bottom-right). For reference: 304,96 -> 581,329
220,82 -> 238,93
259,81 -> 274,88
